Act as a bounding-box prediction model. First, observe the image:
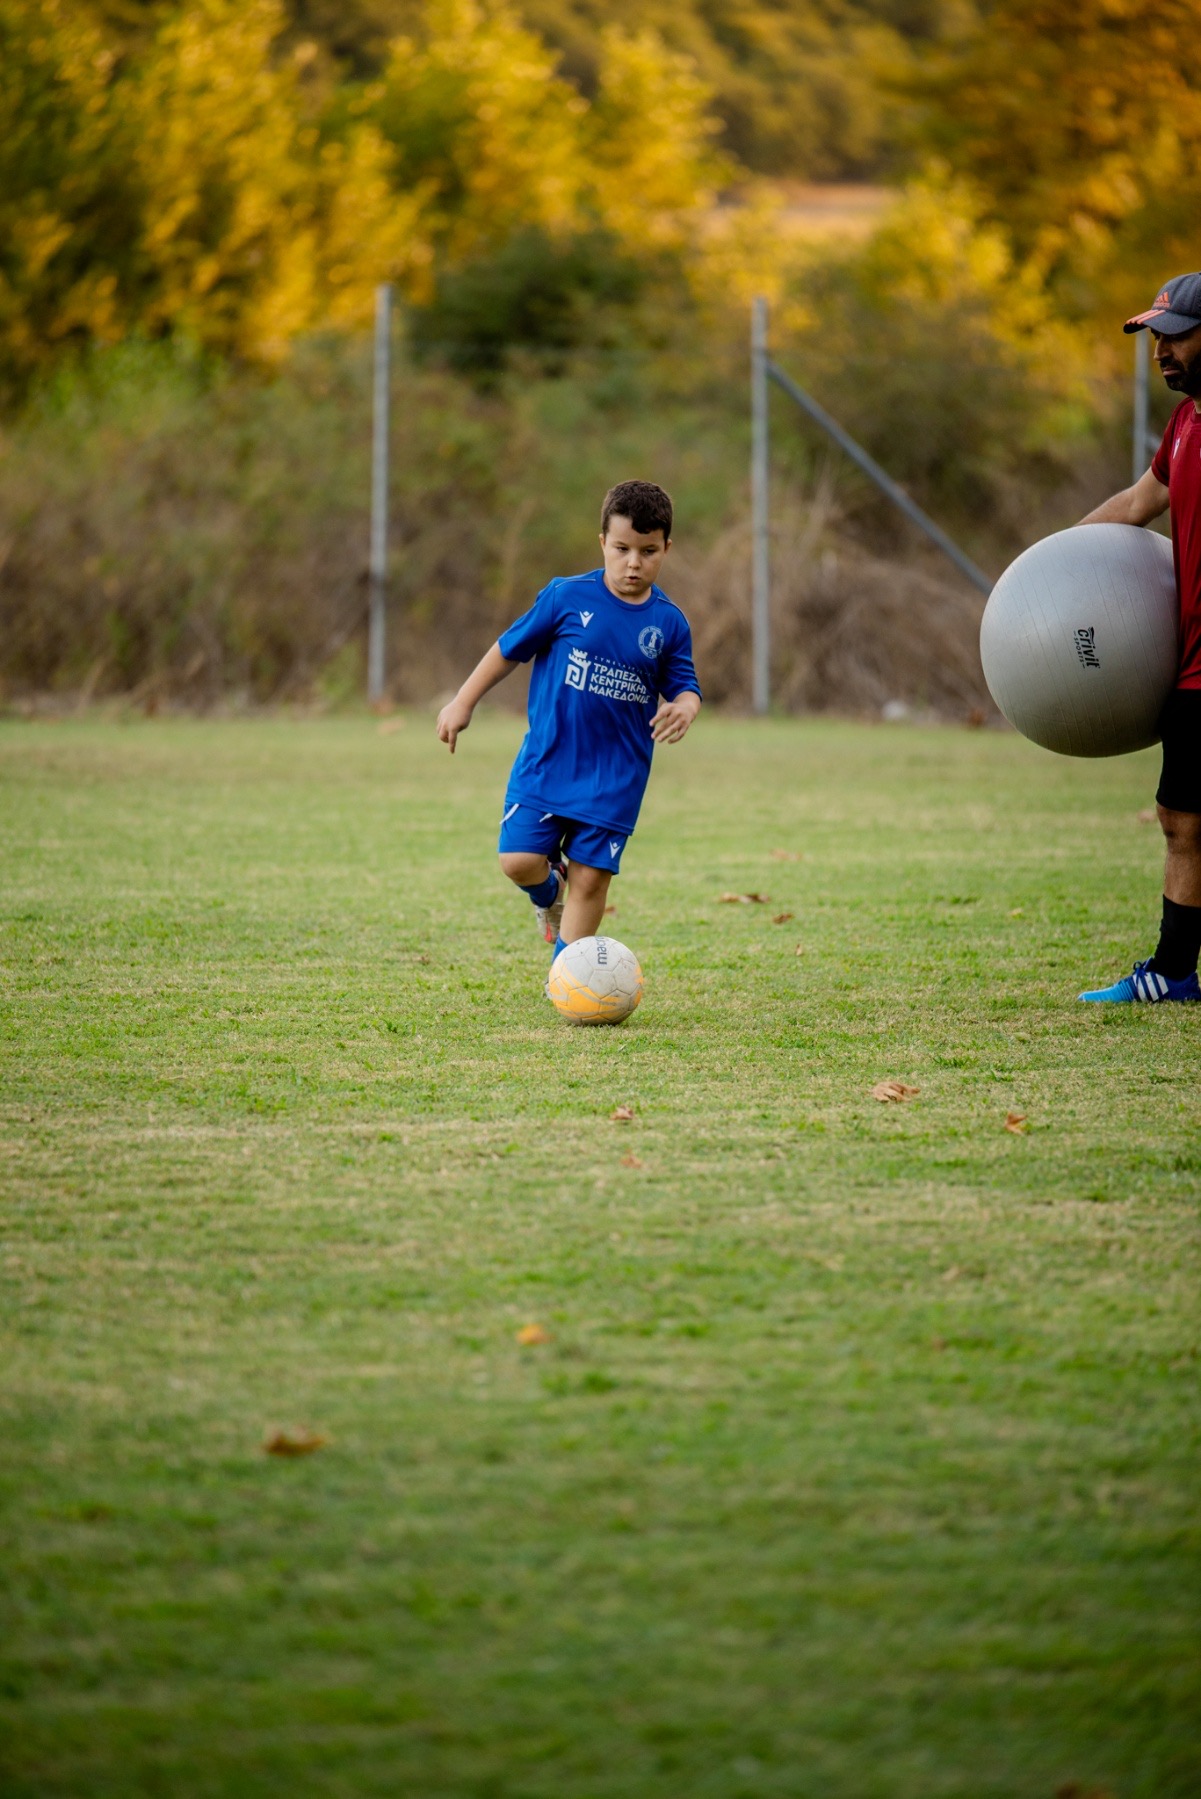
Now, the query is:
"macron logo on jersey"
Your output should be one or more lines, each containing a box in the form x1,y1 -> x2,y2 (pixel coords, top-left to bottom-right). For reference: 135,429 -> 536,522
609,840 -> 622,860
580,611 -> 594,627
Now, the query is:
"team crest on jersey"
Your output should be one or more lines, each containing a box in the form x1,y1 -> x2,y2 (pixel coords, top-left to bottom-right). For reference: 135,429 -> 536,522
638,625 -> 664,660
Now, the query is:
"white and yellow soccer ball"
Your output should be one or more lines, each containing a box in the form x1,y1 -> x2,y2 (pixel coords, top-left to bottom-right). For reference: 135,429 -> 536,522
547,935 -> 643,1025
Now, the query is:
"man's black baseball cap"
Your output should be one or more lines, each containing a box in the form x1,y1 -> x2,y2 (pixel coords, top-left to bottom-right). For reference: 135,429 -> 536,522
1124,272 -> 1201,335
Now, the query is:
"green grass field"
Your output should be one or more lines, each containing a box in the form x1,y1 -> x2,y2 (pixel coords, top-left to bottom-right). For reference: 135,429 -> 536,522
1,713 -> 1198,1799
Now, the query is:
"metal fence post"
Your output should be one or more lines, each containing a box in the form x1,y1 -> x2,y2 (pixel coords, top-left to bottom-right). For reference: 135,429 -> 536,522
1132,327 -> 1149,487
751,297 -> 770,715
367,283 -> 392,705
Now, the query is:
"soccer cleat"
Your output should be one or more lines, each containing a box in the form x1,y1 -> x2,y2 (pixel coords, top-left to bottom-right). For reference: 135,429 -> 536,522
535,862 -> 567,944
1078,958 -> 1201,1003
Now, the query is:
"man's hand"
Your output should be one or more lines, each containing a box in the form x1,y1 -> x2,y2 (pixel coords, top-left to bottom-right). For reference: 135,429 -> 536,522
436,696 -> 475,753
650,691 -> 701,745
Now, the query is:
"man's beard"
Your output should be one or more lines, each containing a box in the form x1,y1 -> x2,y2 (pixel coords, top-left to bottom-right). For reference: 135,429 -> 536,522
1162,357 -> 1201,397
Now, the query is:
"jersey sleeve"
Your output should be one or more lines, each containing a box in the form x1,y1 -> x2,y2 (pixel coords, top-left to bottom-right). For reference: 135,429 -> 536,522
1152,408 -> 1182,485
498,581 -> 560,663
659,614 -> 701,701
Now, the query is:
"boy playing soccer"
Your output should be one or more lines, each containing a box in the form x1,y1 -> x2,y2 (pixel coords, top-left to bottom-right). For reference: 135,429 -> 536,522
435,479 -> 702,958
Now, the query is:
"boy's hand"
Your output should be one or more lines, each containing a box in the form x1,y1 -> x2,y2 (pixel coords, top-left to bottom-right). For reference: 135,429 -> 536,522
650,692 -> 701,745
435,646 -> 517,752
437,696 -> 475,753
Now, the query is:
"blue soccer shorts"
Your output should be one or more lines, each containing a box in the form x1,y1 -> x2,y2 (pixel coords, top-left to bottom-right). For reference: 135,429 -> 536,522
498,802 -> 627,874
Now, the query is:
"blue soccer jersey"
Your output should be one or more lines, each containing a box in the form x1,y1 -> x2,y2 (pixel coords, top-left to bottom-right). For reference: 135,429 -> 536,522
498,568 -> 701,836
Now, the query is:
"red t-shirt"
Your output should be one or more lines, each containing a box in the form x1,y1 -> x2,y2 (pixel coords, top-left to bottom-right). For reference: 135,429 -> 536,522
1151,399 -> 1201,690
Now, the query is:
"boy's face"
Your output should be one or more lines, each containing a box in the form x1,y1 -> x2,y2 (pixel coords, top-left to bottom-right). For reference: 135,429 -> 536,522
600,515 -> 670,602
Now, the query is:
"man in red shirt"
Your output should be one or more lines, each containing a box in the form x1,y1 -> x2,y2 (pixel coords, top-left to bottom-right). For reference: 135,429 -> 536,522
1079,271 -> 1201,1002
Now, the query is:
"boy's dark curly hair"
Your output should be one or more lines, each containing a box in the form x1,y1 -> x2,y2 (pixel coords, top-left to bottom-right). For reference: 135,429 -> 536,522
601,479 -> 673,540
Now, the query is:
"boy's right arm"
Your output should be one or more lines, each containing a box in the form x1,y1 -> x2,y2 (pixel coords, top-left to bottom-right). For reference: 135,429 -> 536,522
436,643 -> 517,753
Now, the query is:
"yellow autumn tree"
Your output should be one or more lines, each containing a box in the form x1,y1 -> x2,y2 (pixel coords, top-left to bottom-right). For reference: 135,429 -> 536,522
131,0 -> 431,360
909,0 -> 1201,316
0,0 -> 138,395
584,26 -> 730,252
372,0 -> 590,267
1,0 -> 740,390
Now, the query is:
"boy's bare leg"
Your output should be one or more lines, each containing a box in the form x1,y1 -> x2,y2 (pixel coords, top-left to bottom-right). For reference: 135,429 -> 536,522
499,851 -> 565,943
562,862 -> 612,941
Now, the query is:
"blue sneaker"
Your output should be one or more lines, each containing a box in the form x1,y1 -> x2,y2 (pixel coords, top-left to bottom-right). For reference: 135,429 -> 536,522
1079,959 -> 1201,1003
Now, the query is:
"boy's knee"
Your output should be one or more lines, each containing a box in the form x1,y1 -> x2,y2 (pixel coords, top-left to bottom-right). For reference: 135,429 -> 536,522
500,850 -> 549,885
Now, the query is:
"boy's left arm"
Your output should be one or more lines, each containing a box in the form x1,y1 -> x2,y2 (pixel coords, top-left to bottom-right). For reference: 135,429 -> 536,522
650,690 -> 701,744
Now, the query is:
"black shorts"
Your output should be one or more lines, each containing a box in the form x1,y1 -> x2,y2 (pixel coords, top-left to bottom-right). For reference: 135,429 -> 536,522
1156,689 -> 1201,814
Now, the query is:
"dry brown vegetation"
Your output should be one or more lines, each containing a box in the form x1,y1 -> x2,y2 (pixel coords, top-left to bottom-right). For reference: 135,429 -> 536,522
1,329 -> 1135,720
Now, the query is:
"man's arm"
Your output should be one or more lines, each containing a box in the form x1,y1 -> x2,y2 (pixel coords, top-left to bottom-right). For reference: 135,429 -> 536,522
650,690 -> 701,745
1079,466 -> 1169,526
436,643 -> 517,753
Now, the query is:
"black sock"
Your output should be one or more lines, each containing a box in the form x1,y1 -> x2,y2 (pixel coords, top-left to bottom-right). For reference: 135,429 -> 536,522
1150,896 -> 1201,981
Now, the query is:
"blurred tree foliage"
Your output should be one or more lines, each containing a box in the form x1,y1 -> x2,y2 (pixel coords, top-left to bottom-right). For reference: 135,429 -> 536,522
408,228 -> 647,379
2,0 -> 1195,410
0,1 -> 142,391
284,0 -> 970,177
779,181 -> 1092,536
0,0 -> 724,400
369,4 -> 727,261
905,0 -> 1201,315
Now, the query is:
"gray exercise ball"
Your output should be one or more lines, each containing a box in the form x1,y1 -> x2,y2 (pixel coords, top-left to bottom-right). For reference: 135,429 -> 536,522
980,524 -> 1178,757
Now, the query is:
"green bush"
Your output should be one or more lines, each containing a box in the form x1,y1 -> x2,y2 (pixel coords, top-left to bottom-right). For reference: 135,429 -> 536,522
409,228 -> 646,380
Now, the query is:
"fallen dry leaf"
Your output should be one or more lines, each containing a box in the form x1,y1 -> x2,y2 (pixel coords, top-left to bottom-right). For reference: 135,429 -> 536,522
1004,1111 -> 1029,1134
717,891 -> 770,905
610,1105 -> 636,1123
772,912 -> 794,925
620,1153 -> 644,1169
942,1265 -> 961,1283
794,943 -> 805,956
515,1323 -> 551,1346
1136,808 -> 1156,824
603,904 -> 617,916
770,849 -> 802,862
263,1428 -> 327,1457
871,1080 -> 920,1103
